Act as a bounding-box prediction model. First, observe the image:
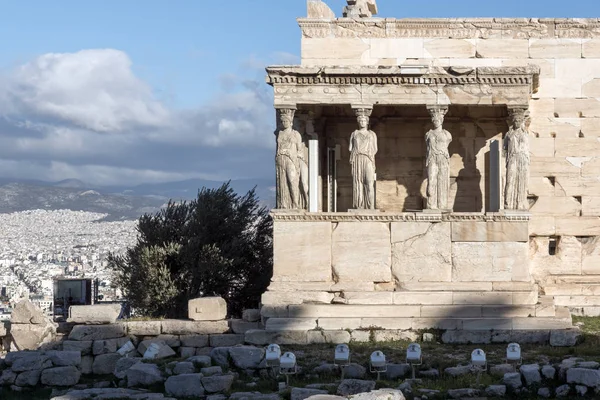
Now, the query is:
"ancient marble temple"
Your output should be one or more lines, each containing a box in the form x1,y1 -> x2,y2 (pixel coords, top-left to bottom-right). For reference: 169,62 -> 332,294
262,0 -> 600,334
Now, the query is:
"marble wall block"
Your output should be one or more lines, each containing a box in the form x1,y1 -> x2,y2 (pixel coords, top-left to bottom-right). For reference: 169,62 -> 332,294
332,222 -> 392,282
452,242 -> 530,282
273,221 -> 332,282
391,222 -> 452,282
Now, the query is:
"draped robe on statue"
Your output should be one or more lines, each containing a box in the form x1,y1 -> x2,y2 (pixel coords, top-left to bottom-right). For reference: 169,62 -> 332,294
350,129 -> 377,209
504,127 -> 530,210
275,128 -> 303,209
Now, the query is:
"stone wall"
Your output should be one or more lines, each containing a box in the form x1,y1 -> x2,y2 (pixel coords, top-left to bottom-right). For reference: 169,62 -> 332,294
264,212 -> 577,330
295,17 -> 600,316
273,216 -> 529,286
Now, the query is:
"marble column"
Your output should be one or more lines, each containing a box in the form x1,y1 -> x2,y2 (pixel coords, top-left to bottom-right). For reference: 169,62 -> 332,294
489,139 -> 503,212
305,113 -> 320,212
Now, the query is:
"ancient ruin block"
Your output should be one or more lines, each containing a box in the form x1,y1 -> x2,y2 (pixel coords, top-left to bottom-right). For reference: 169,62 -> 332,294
188,297 -> 227,321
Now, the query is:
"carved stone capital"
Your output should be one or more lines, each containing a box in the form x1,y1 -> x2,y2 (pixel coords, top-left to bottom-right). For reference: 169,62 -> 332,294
507,106 -> 530,125
276,107 -> 297,124
353,107 -> 373,118
426,105 -> 448,123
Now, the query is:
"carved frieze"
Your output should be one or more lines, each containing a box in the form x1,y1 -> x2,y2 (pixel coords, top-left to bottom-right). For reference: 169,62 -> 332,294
267,66 -> 539,88
298,18 -> 600,39
555,20 -> 600,38
267,66 -> 539,107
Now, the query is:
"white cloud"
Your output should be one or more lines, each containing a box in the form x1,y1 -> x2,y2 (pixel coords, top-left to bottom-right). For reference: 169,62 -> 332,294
5,49 -> 170,132
0,48 -> 287,186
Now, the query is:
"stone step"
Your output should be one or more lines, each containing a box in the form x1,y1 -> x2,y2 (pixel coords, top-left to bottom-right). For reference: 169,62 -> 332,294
286,304 -> 552,319
535,296 -> 557,317
397,281 -> 537,292
548,275 -> 600,284
567,306 -> 600,317
263,288 -> 540,307
266,281 -> 539,293
342,290 -> 538,305
544,283 -> 600,295
264,314 -> 572,332
553,295 -> 600,307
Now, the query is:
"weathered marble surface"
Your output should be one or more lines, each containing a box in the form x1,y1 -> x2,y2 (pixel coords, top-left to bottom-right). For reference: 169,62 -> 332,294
391,222 -> 452,282
451,221 -> 529,242
273,221 -> 332,282
331,222 -> 391,282
452,242 -> 530,282
307,0 -> 335,19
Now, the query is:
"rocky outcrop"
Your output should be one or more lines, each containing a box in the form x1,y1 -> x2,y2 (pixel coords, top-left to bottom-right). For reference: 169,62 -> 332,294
9,300 -> 57,350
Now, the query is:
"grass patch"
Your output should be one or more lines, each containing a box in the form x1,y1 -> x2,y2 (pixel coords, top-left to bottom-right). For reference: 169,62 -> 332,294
573,316 -> 600,334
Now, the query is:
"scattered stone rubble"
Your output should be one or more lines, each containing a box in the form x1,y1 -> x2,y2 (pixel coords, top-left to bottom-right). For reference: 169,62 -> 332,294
0,300 -> 597,399
1,326 -> 600,400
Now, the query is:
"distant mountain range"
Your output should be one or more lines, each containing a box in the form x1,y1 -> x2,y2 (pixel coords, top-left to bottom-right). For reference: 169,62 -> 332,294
0,178 -> 276,220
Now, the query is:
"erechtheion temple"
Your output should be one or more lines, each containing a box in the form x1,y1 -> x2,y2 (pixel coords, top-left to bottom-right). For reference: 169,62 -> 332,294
262,0 -> 600,335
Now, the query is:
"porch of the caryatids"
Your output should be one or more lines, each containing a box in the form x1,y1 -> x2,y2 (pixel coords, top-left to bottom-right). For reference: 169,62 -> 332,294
425,105 -> 452,211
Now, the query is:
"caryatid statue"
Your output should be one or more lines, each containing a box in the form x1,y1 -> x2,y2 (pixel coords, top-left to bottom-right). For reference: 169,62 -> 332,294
504,107 -> 530,211
425,106 -> 452,210
343,0 -> 378,17
275,108 -> 305,209
349,108 -> 378,209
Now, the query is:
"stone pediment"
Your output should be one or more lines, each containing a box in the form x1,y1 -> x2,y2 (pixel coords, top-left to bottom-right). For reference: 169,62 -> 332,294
266,65 -> 540,107
298,18 -> 600,39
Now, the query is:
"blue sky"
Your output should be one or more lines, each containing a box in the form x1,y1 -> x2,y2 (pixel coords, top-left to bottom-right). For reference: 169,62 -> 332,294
2,0 -> 597,107
0,0 -> 598,186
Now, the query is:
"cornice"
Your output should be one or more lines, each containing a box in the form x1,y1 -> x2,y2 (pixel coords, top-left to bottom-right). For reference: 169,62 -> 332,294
297,18 -> 600,39
270,211 -> 531,223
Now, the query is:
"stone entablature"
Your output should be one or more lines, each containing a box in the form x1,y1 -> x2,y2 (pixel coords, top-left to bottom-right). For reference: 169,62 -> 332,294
267,65 -> 539,86
298,18 -> 600,39
267,65 -> 539,107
